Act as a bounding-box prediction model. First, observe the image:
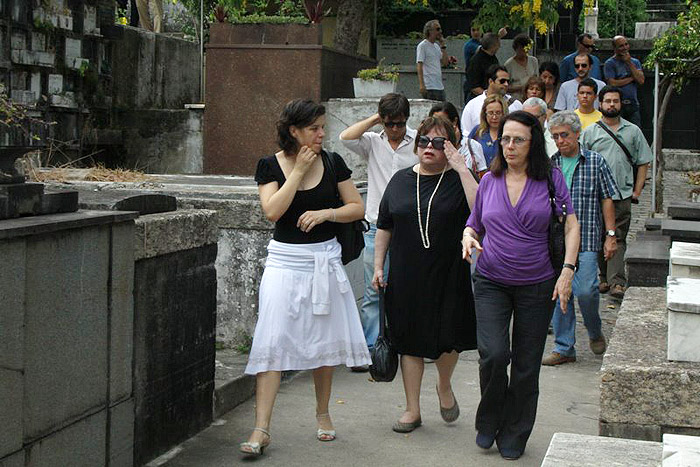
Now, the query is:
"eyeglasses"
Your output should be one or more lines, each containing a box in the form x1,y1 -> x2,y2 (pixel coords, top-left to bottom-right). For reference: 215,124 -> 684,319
497,78 -> 510,84
384,121 -> 407,128
486,111 -> 503,118
551,131 -> 571,140
499,136 -> 530,146
574,63 -> 589,69
417,135 -> 447,150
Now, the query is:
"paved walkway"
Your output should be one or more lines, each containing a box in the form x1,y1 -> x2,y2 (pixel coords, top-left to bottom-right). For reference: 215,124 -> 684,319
155,296 -> 620,467
154,170 -> 694,467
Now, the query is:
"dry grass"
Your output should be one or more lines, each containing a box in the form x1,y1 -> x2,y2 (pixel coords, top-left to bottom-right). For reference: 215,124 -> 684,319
688,172 -> 700,186
27,165 -> 150,183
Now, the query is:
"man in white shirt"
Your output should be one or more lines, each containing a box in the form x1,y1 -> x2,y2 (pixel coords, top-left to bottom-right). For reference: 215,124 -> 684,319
339,94 -> 418,368
461,64 -> 523,138
554,54 -> 606,111
417,19 -> 449,101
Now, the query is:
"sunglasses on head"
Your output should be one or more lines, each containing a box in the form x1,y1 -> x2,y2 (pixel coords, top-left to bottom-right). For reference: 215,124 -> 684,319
574,63 -> 589,69
417,135 -> 447,150
384,120 -> 407,129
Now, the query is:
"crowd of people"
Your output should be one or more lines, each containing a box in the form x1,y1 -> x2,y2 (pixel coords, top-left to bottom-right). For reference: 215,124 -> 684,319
238,20 -> 653,463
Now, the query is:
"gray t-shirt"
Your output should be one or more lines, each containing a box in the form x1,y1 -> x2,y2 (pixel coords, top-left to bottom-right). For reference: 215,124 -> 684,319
416,39 -> 444,91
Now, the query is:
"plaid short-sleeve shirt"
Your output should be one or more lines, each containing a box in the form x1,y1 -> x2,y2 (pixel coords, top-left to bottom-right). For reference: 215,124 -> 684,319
552,147 -> 619,252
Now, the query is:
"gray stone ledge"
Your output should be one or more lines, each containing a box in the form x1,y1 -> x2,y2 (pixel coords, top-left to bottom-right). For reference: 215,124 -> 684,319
600,287 -> 700,432
134,209 -> 218,260
542,432 -> 661,466
0,210 -> 138,241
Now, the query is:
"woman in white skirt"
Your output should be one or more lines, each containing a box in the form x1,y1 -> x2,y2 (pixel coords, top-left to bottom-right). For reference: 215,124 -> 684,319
239,99 -> 371,457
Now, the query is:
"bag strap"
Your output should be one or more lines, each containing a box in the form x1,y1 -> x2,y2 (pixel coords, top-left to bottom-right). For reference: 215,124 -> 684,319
321,150 -> 342,201
595,121 -> 635,168
378,286 -> 387,338
546,169 -> 567,217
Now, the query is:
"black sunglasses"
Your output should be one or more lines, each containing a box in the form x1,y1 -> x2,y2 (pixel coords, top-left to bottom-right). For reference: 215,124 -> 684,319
417,135 -> 447,150
497,78 -> 510,84
384,121 -> 407,128
574,63 -> 589,69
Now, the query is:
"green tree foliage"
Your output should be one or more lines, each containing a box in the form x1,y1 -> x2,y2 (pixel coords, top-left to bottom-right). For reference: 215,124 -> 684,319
645,0 -> 699,91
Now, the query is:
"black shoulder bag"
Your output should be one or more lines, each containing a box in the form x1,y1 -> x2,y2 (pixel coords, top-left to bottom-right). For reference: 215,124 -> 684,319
546,169 -> 567,277
323,151 -> 369,265
595,121 -> 641,204
369,286 -> 398,382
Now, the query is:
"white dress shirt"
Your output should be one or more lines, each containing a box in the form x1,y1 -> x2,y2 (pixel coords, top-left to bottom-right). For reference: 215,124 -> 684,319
340,127 -> 418,224
461,92 -> 523,139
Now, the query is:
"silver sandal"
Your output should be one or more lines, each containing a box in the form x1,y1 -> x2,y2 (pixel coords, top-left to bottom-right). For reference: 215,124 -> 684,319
239,427 -> 271,456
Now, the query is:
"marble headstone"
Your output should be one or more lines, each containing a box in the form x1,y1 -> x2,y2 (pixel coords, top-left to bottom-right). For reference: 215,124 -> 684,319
667,276 -> 700,362
669,241 -> 700,279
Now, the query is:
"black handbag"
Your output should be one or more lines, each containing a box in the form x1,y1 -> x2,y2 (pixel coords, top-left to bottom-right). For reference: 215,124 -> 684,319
369,286 -> 398,382
323,151 -> 369,265
546,169 -> 567,277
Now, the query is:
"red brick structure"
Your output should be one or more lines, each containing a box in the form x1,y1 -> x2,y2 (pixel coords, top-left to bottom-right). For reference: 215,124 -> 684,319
204,22 -> 375,175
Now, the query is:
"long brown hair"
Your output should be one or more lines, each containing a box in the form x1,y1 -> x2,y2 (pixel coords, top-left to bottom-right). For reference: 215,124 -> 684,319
476,95 -> 508,139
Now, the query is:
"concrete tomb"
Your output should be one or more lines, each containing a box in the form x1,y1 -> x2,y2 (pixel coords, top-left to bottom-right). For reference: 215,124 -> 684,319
669,241 -> 700,279
667,277 -> 700,363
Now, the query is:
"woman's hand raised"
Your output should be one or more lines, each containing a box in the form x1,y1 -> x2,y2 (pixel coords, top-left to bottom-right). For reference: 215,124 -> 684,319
292,145 -> 317,175
444,140 -> 467,174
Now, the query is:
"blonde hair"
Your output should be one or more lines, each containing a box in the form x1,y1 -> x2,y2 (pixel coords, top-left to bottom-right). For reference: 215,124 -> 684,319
476,95 -> 508,139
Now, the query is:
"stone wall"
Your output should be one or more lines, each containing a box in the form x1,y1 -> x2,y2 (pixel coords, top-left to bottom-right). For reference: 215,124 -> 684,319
1,1 -> 202,172
0,210 -> 138,466
132,209 -> 218,465
600,287 -> 700,441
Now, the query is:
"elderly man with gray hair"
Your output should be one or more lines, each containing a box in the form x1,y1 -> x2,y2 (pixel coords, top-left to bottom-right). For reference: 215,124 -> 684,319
416,19 -> 450,100
542,110 -> 620,366
522,97 -> 557,157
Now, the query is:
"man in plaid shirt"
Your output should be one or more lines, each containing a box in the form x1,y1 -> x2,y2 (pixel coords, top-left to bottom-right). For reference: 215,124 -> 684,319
542,111 -> 620,366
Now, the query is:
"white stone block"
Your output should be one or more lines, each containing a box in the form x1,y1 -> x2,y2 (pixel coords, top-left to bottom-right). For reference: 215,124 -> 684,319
30,73 -> 41,95
71,57 -> 89,71
57,14 -> 73,31
663,434 -> 700,459
48,74 -> 63,94
663,451 -> 700,467
10,90 -> 37,105
670,241 -> 700,279
83,5 -> 98,34
10,32 -> 25,50
667,277 -> 700,362
31,32 -> 46,52
65,38 -> 81,62
49,92 -> 77,108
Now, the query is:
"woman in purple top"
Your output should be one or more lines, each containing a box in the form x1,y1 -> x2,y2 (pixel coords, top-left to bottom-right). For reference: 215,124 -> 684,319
462,111 -> 580,460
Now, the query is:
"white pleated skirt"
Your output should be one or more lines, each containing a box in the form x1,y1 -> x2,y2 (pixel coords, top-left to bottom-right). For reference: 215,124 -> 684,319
244,238 -> 371,375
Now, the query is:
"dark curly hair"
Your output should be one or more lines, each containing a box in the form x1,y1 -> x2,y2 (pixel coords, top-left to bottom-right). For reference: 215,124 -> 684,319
490,111 -> 551,180
276,99 -> 325,155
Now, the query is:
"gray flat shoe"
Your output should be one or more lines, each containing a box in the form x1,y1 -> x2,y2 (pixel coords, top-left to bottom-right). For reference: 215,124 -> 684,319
437,386 -> 460,423
392,417 -> 422,433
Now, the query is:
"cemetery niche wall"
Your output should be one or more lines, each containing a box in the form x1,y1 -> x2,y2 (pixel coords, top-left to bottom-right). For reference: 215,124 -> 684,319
1,0 -> 202,173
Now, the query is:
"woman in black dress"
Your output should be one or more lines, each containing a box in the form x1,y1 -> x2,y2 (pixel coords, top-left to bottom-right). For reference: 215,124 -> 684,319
372,116 -> 479,433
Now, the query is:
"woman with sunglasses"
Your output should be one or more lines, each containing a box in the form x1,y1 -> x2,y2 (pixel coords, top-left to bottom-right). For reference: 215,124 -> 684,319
462,111 -> 580,460
240,99 -> 371,457
372,116 -> 479,434
468,94 -> 509,167
428,101 -> 488,179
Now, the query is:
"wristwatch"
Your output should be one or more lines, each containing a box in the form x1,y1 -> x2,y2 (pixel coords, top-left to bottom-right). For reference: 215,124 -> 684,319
606,229 -> 616,238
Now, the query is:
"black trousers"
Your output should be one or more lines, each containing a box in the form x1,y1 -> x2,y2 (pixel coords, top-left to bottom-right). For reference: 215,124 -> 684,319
473,272 -> 556,453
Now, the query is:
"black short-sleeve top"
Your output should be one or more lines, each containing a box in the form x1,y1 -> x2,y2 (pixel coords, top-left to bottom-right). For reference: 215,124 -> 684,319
255,151 -> 352,244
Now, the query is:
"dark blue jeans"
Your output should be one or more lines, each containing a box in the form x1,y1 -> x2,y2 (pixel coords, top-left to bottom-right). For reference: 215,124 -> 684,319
473,271 -> 556,454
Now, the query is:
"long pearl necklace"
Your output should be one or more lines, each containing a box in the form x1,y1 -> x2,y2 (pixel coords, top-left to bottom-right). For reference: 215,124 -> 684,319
416,164 -> 447,249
